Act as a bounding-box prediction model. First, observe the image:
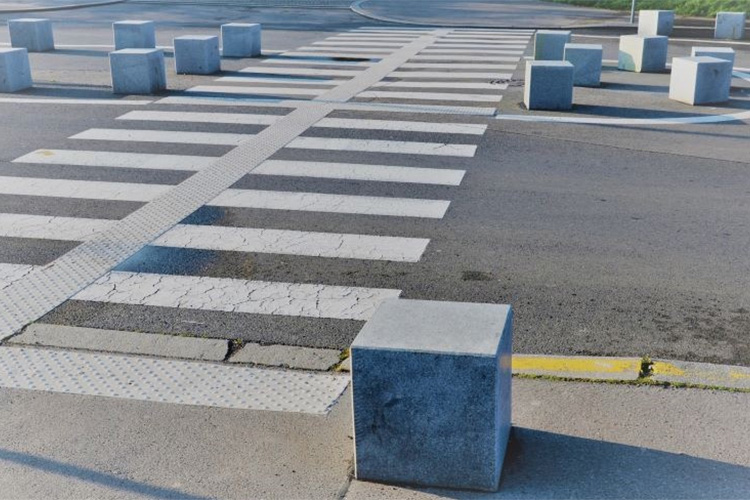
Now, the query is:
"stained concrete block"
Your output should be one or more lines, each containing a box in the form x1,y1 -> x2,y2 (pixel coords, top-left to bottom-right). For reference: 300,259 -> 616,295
638,10 -> 675,36
618,35 -> 668,73
564,43 -> 603,87
221,23 -> 261,58
533,30 -> 571,60
174,35 -> 220,75
109,48 -> 166,94
524,60 -> 574,110
714,12 -> 746,40
0,48 -> 32,92
691,46 -> 735,66
8,18 -> 54,52
669,56 -> 732,105
351,298 -> 513,492
113,20 -> 156,50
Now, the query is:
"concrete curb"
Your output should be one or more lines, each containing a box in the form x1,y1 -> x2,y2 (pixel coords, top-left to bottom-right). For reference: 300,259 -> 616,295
0,0 -> 124,14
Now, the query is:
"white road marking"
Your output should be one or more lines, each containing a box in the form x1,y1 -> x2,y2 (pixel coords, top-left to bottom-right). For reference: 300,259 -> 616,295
187,85 -> 325,96
295,46 -> 392,54
287,136 -> 477,157
239,66 -> 363,77
0,176 -> 168,202
411,55 -> 520,62
254,159 -> 465,186
440,35 -> 531,40
314,117 -> 487,135
373,80 -> 507,90
436,39 -> 530,45
117,110 -> 281,126
432,44 -> 528,49
495,109 -> 750,126
280,51 -> 383,60
389,71 -> 512,79
216,76 -> 346,85
421,48 -> 524,55
312,41 -> 405,47
0,263 -> 37,290
400,62 -> 516,70
357,90 -> 501,103
70,128 -> 251,146
264,58 -> 372,67
0,213 -> 110,241
74,271 -> 402,321
0,98 -> 152,106
13,150 -> 216,171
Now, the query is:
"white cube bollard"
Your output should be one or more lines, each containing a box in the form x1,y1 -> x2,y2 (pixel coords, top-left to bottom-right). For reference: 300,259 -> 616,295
524,61 -> 574,110
113,20 -> 156,50
691,46 -> 735,67
638,10 -> 675,36
221,23 -> 261,57
669,56 -> 732,105
174,35 -> 220,75
533,30 -> 571,60
351,299 -> 513,492
564,43 -> 603,87
0,48 -> 32,92
109,49 -> 166,94
8,18 -> 54,52
618,35 -> 668,73
714,12 -> 746,40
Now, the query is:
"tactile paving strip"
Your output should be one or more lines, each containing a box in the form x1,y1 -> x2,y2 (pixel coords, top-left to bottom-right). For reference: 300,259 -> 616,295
0,346 -> 349,414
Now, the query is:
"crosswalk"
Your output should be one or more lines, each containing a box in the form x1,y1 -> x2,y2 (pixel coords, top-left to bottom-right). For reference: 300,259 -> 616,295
0,26 -> 532,413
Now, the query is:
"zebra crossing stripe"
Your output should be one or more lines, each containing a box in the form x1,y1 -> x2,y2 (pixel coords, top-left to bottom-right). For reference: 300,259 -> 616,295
312,41 -> 405,48
295,46 -> 392,53
186,85 -> 326,96
0,213 -> 109,241
13,150 -> 216,171
239,66 -> 363,76
411,55 -> 520,62
373,81 -> 508,90
432,44 -> 528,50
400,62 -> 517,70
0,263 -> 35,290
314,117 -> 487,135
0,176 -> 167,202
287,137 -> 477,157
357,90 -> 501,103
389,71 -> 512,79
421,49 -> 524,55
117,111 -> 281,126
216,76 -> 346,85
70,129 -> 252,146
280,51 -> 383,60
264,58 -> 372,67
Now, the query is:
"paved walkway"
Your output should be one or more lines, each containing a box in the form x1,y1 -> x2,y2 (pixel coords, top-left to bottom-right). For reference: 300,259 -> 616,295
0,0 -> 123,13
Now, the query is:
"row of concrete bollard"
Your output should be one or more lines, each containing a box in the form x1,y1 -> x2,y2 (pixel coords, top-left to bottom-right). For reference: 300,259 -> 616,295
0,18 -> 263,94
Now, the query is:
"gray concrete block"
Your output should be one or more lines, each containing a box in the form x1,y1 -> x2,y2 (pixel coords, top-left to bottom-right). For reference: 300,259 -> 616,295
0,48 -> 32,92
109,48 -> 166,94
524,60 -> 574,110
8,18 -> 54,52
229,343 -> 341,371
174,35 -> 220,75
638,10 -> 675,36
351,298 -> 513,492
669,56 -> 732,105
714,12 -> 746,40
533,30 -> 571,60
691,46 -> 735,66
221,23 -> 261,58
564,43 -> 603,87
618,35 -> 668,73
113,20 -> 156,50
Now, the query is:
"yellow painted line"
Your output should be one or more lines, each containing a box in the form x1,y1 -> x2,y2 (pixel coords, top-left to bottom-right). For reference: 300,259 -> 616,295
729,370 -> 750,380
512,356 -> 640,374
652,361 -> 687,377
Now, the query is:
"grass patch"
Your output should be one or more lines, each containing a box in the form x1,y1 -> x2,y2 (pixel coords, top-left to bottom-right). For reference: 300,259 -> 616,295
546,0 -> 750,17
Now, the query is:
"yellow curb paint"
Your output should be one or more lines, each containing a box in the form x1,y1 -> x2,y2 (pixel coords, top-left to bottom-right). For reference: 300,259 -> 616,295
652,362 -> 687,377
512,356 -> 640,374
729,370 -> 750,380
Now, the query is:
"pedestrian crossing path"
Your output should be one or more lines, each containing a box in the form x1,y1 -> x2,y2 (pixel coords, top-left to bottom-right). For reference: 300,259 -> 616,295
0,26 -> 532,413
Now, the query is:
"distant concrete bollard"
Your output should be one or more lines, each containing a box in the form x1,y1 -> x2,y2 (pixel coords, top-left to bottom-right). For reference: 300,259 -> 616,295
533,30 -> 571,60
691,46 -> 735,67
8,18 -> 55,52
637,10 -> 675,36
351,299 -> 513,492
564,43 -> 603,87
109,48 -> 166,95
618,35 -> 668,73
113,20 -> 156,50
714,12 -> 746,40
221,23 -> 261,58
669,56 -> 732,106
0,48 -> 33,92
524,61 -> 574,110
174,35 -> 220,75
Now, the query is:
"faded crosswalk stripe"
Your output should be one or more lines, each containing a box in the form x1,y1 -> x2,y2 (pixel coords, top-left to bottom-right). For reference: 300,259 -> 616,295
357,91 -> 502,103
14,150 -> 216,171
287,137 -> 477,157
71,128 -> 252,146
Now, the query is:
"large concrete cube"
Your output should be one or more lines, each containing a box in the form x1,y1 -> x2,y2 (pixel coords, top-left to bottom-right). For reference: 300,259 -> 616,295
524,60 -> 574,110
8,18 -> 54,52
714,12 -> 746,40
669,56 -> 732,105
533,30 -> 571,60
113,20 -> 156,50
691,46 -> 735,67
221,23 -> 261,58
638,10 -> 675,36
174,35 -> 220,75
351,299 -> 513,492
564,43 -> 603,87
0,48 -> 32,92
109,48 -> 166,95
618,35 -> 668,73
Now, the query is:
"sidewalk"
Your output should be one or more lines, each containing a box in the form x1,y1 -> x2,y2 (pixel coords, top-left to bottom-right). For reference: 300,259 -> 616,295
0,0 -> 123,14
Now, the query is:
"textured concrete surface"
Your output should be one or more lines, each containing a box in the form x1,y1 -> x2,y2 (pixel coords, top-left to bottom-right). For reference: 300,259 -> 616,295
113,20 -> 155,50
524,61 -> 574,110
229,342 -> 341,370
564,43 -> 602,87
618,34 -> 668,73
533,30 -> 570,61
109,48 -> 165,94
715,12 -> 746,40
0,48 -> 32,92
691,46 -> 735,66
221,23 -> 261,58
637,10 -> 675,37
173,35 -> 220,75
8,18 -> 55,52
669,56 -> 732,105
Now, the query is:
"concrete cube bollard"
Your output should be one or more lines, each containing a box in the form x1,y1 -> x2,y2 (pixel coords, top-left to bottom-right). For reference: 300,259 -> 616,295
533,30 -> 571,60
8,18 -> 54,52
524,60 -> 574,110
714,12 -> 746,40
0,48 -> 32,92
638,10 -> 675,36
174,35 -> 220,75
618,35 -> 668,73
669,56 -> 732,105
564,43 -> 603,87
221,23 -> 261,58
113,20 -> 156,50
109,48 -> 166,94
691,46 -> 735,67
351,299 -> 513,492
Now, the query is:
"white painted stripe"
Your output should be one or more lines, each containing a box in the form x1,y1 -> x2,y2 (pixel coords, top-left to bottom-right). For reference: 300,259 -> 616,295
239,67 -> 363,77
441,35 -> 531,40
314,117 -> 487,135
357,90 -> 501,103
13,150 -> 216,171
389,71 -> 512,79
0,213 -> 109,241
432,44 -> 528,49
254,159 -> 465,186
0,263 -> 36,290
295,46 -> 391,54
281,51 -> 383,60
187,85 -> 325,96
0,346 -> 349,414
75,271 -> 402,321
374,80 -> 507,90
0,98 -> 152,106
0,176 -> 167,202
287,136 -> 477,157
312,41 -> 405,48
216,76 -> 346,85
117,110 -> 281,126
265,58 -> 371,67
411,55 -> 520,62
436,39 -> 530,45
70,129 -> 251,146
400,62 -> 516,70
330,37 -> 416,42
421,49 -> 524,55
